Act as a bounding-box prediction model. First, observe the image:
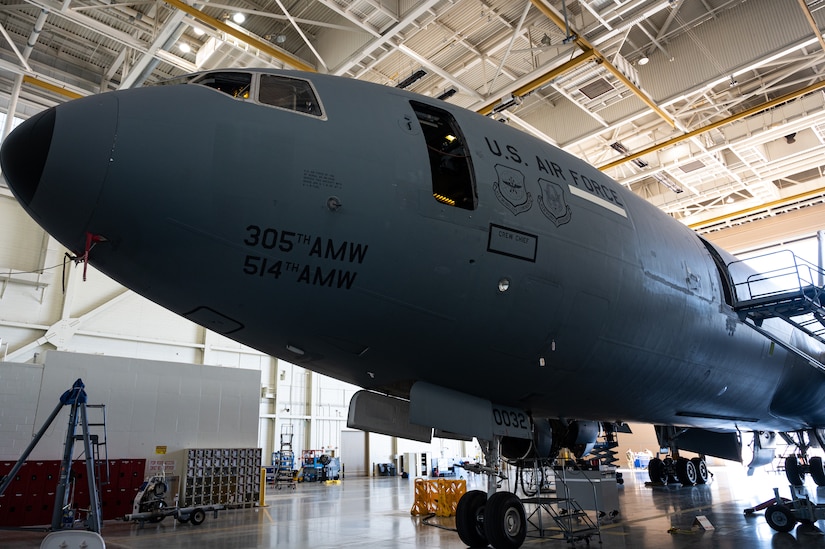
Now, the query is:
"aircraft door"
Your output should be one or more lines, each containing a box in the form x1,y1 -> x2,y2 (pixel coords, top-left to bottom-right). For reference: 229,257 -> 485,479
409,101 -> 478,212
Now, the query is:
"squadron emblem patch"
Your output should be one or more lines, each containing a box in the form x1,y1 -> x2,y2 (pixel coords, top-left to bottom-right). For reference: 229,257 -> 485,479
493,164 -> 532,215
537,178 -> 572,227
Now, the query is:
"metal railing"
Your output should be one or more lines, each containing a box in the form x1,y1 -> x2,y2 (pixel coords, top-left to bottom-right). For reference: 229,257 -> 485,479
727,250 -> 824,310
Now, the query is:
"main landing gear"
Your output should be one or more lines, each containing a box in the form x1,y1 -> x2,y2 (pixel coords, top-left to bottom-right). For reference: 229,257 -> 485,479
455,438 -> 527,549
781,431 -> 825,487
647,455 -> 709,486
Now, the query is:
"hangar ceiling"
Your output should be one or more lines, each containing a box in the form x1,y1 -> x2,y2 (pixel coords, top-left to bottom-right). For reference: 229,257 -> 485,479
0,0 -> 824,236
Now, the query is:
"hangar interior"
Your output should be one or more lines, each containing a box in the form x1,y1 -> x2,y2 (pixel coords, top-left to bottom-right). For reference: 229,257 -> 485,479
1,0 -> 825,547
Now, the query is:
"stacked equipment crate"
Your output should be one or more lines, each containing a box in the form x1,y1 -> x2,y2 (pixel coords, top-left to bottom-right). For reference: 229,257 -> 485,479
181,448 -> 262,508
0,458 -> 145,526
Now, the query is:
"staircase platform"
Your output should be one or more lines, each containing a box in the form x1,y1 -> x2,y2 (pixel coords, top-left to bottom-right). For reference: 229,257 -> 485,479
727,251 -> 825,349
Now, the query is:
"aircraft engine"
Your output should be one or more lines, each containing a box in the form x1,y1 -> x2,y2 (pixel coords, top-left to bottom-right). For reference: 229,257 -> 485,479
564,420 -> 601,458
500,419 -> 601,462
500,418 -> 555,462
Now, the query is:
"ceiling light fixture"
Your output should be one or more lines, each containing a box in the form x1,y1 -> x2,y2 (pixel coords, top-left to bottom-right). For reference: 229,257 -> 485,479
232,12 -> 246,24
396,69 -> 427,89
653,172 -> 683,194
610,141 -> 629,155
638,56 -> 649,66
492,95 -> 522,114
179,43 -> 191,54
437,88 -> 456,101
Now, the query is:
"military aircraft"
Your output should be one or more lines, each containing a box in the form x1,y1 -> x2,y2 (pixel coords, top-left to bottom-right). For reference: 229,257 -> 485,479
3,68 -> 825,548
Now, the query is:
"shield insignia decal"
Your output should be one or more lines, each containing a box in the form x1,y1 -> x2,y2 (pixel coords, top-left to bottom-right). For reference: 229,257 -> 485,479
538,178 -> 572,227
493,164 -> 532,215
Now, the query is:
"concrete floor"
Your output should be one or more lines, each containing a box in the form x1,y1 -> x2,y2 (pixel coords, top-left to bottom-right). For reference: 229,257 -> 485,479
4,464 -> 825,548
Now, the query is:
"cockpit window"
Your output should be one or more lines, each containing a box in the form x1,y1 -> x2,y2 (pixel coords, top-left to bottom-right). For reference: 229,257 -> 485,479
258,75 -> 322,116
153,71 -> 325,118
192,72 -> 252,99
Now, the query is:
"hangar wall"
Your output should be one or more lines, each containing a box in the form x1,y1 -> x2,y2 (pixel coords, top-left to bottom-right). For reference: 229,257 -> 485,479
0,351 -> 259,470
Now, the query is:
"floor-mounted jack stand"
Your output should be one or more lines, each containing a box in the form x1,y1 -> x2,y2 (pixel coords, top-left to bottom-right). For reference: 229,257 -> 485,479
0,378 -> 106,548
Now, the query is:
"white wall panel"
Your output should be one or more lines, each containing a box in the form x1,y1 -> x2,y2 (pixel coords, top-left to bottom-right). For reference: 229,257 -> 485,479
0,361 -> 43,458
341,429 -> 367,476
0,351 -> 259,464
76,288 -> 202,345
65,267 -> 127,319
368,432 -> 394,472
0,196 -> 47,271
68,335 -> 201,364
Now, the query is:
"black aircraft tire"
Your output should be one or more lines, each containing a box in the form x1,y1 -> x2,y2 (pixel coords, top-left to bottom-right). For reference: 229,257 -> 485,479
785,456 -> 805,486
675,458 -> 697,486
765,504 -> 796,533
810,457 -> 825,486
455,490 -> 488,547
648,458 -> 667,484
484,492 -> 526,549
691,457 -> 709,484
189,508 -> 206,526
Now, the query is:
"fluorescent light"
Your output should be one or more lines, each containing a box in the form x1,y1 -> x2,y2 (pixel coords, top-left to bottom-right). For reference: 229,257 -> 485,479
653,172 -> 683,194
396,70 -> 427,89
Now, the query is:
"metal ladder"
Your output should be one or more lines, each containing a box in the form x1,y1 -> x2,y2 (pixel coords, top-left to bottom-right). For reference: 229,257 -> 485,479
522,464 -> 602,544
74,404 -> 110,491
0,379 -> 103,533
275,424 -> 296,489
727,250 -> 825,371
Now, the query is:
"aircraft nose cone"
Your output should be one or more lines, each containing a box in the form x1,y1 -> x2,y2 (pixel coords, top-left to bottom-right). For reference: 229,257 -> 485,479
0,107 -> 56,207
0,93 -> 118,252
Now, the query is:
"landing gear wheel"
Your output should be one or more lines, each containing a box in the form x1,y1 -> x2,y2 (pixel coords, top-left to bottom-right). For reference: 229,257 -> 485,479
456,490 -> 488,547
648,458 -> 668,484
484,492 -> 526,549
810,456 -> 825,486
765,503 -> 796,533
189,508 -> 206,526
785,456 -> 805,486
691,457 -> 708,484
675,457 -> 697,485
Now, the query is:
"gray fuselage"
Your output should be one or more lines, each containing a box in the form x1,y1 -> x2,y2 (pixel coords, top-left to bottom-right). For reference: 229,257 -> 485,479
3,69 -> 823,433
